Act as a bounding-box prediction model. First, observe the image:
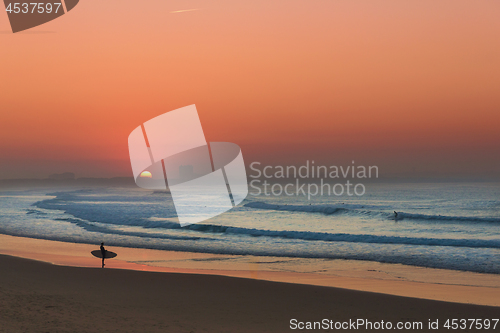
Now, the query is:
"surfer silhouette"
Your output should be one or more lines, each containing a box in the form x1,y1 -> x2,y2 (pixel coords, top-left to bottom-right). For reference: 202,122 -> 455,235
394,211 -> 398,220
100,242 -> 106,268
91,244 -> 117,266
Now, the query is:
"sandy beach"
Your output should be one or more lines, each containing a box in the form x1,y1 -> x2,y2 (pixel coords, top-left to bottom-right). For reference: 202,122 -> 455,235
1,234 -> 499,306
0,235 -> 499,332
1,254 -> 499,333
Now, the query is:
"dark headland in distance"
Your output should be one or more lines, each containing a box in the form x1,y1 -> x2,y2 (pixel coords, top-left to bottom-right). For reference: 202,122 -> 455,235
1,171 -> 499,189
0,173 -> 137,189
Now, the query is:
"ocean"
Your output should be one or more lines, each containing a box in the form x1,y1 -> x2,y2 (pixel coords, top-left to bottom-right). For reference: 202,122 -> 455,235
0,182 -> 499,274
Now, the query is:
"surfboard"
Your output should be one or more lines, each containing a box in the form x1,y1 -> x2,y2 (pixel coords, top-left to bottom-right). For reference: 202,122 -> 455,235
91,250 -> 117,259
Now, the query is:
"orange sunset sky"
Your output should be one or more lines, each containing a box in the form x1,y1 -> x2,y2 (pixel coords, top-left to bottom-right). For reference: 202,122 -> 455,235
1,0 -> 499,180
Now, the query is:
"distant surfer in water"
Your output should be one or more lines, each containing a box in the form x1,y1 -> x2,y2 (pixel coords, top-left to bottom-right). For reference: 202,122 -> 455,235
394,211 -> 398,220
100,242 -> 106,268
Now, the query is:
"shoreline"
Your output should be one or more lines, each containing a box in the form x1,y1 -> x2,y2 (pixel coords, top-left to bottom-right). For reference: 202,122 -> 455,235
1,254 -> 499,333
1,234 -> 499,307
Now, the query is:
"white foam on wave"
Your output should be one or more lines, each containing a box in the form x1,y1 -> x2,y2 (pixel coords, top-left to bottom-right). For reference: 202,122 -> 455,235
245,201 -> 500,223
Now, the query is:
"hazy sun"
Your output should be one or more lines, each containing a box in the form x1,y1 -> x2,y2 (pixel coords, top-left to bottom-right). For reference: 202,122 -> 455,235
140,171 -> 152,178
